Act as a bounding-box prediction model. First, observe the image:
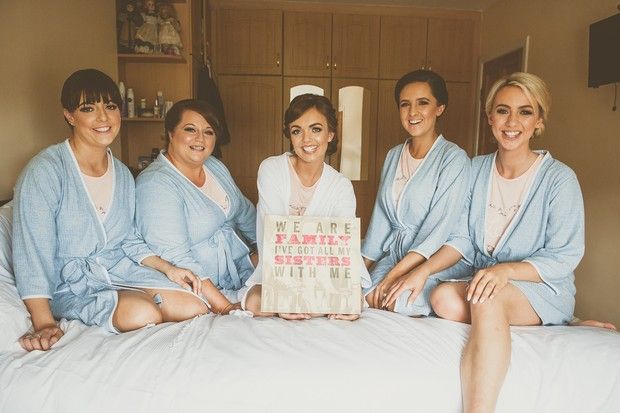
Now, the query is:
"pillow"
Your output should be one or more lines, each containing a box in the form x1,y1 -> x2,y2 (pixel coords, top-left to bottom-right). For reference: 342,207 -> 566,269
0,280 -> 30,351
0,200 -> 14,285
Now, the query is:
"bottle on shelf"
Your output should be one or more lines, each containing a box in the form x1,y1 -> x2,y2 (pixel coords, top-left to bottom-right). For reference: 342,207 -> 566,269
127,88 -> 135,118
118,82 -> 127,118
155,90 -> 164,118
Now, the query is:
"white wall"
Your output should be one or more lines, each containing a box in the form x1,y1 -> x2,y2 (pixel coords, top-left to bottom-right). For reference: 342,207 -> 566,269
0,1 -> 118,200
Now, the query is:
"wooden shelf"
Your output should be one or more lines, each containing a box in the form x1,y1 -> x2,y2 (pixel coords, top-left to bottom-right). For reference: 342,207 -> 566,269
118,53 -> 186,63
122,117 -> 164,122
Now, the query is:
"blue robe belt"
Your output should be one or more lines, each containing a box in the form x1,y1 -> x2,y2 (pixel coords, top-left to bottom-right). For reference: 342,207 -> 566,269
58,257 -> 113,297
207,226 -> 246,290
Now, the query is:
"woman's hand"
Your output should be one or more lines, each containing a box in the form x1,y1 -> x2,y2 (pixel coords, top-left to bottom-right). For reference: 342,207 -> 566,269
384,267 -> 430,309
467,263 -> 514,304
164,265 -> 201,294
19,324 -> 64,352
367,275 -> 400,309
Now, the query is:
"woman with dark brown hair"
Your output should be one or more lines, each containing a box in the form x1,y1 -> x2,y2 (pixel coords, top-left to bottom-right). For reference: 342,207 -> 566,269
134,99 -> 257,314
242,93 -> 371,320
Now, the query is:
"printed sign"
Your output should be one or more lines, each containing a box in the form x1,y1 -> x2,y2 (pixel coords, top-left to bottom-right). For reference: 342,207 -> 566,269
261,215 -> 362,314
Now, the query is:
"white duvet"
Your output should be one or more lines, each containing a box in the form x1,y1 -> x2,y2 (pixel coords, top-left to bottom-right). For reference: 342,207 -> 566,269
1,283 -> 619,413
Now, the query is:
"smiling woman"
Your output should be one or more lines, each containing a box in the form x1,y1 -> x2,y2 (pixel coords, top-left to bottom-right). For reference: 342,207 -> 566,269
361,69 -> 470,315
134,99 -> 258,313
241,94 -> 371,320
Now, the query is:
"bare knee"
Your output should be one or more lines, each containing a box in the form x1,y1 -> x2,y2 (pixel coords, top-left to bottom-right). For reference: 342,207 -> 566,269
244,285 -> 262,313
430,283 -> 469,322
162,294 -> 209,322
114,294 -> 163,332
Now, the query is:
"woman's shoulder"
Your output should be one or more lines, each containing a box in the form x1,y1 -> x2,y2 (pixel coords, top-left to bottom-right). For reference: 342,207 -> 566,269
19,142 -> 68,181
538,152 -> 579,185
135,156 -> 175,188
436,136 -> 470,161
258,153 -> 289,177
471,153 -> 495,168
322,162 -> 354,191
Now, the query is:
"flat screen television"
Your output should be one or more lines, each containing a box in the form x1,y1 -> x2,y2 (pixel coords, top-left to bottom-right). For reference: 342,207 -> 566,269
588,13 -> 620,87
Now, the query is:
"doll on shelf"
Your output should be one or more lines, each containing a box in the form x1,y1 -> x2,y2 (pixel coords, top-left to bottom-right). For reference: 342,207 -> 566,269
117,0 -> 144,53
134,0 -> 159,53
158,2 -> 183,56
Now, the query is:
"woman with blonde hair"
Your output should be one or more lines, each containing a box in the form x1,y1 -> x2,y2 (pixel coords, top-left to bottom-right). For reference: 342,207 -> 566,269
385,72 -> 585,412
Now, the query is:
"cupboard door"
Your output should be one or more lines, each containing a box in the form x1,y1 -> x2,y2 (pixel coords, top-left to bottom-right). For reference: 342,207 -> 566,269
218,75 -> 283,203
215,9 -> 282,75
331,78 -> 379,234
283,12 -> 332,77
427,18 -> 476,82
332,14 -> 380,79
437,82 -> 474,155
379,15 -> 428,79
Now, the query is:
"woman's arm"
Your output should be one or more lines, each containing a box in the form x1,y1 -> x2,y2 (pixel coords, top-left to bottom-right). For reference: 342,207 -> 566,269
141,255 -> 201,294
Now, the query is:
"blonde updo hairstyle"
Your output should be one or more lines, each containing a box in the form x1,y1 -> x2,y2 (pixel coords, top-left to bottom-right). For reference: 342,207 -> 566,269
484,72 -> 551,137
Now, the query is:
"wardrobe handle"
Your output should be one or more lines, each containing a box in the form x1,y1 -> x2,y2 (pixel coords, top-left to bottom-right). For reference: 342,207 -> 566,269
333,60 -> 337,70
326,57 -> 330,69
276,53 -> 280,67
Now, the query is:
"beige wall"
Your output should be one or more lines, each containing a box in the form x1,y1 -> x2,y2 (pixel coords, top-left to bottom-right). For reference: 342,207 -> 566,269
0,1 -> 118,200
482,0 -> 620,325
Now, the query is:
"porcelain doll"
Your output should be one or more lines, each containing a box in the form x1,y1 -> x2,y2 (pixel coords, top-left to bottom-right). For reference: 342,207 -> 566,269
158,2 -> 182,55
135,0 -> 158,53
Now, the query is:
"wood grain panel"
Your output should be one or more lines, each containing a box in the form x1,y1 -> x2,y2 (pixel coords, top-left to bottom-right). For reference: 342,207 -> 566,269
283,12 -> 332,77
218,75 -> 282,203
427,18 -> 475,82
437,82 -> 474,155
215,9 -> 282,75
379,15 -> 428,79
332,14 -> 380,79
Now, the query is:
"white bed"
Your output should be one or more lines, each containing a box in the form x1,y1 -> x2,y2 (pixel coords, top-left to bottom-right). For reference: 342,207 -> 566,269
1,203 -> 619,413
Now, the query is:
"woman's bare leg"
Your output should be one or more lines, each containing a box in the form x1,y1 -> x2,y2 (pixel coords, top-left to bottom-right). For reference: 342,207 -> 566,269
430,282 -> 540,413
244,285 -> 276,317
142,288 -> 209,321
113,290 -> 163,332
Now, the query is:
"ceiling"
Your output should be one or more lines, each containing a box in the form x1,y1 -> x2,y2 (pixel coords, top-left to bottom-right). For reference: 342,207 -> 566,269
289,0 -> 499,11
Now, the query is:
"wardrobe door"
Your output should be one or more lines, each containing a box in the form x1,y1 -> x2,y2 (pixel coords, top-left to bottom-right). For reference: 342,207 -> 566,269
376,80 -> 407,186
427,17 -> 476,82
331,78 -> 379,234
332,14 -> 380,79
283,12 -> 332,77
218,75 -> 283,203
215,9 -> 282,75
379,15 -> 428,80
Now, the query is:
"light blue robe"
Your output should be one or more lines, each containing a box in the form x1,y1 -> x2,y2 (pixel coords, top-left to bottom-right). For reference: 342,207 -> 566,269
135,153 -> 256,301
443,151 -> 584,325
13,141 -> 183,333
361,136 -> 470,314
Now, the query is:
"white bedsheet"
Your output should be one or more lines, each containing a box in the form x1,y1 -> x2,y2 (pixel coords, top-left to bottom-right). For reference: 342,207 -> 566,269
1,306 -> 619,413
